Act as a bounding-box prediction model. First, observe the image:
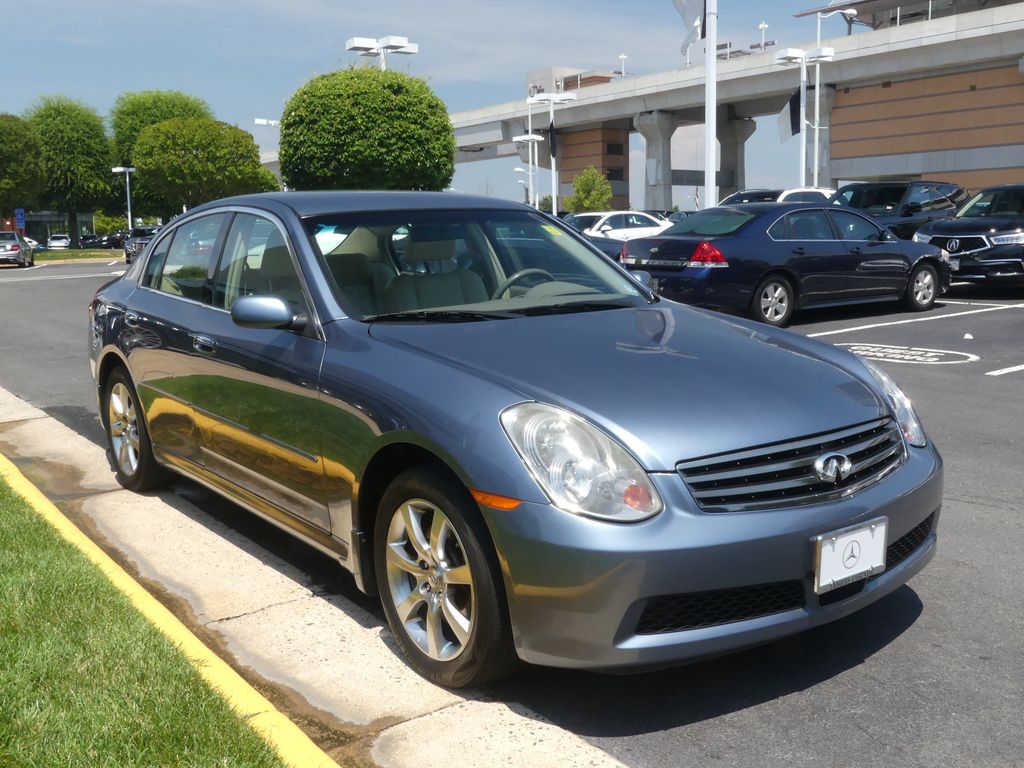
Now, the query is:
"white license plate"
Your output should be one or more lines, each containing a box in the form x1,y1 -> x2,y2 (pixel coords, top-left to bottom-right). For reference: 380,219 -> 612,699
948,257 -> 960,270
812,518 -> 888,594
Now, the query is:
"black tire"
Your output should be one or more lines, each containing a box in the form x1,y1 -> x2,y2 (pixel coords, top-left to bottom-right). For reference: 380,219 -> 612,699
374,465 -> 516,688
103,367 -> 168,491
904,262 -> 938,312
749,274 -> 796,327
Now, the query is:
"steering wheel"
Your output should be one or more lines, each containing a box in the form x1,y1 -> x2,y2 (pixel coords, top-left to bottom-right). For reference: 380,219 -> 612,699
491,268 -> 555,300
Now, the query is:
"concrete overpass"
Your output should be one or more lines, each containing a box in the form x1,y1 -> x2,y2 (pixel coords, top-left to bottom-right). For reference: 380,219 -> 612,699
450,2 -> 1024,208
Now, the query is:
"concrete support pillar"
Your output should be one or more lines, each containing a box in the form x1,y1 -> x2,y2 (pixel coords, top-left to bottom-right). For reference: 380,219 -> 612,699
717,114 -> 756,200
811,84 -> 837,189
634,111 -> 676,210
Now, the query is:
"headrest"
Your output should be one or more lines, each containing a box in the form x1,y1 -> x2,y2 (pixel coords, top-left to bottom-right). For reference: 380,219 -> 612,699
405,237 -> 456,263
331,252 -> 371,284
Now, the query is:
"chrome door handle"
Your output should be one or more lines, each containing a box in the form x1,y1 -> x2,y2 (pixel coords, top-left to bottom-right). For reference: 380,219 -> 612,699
192,334 -> 218,354
124,311 -> 140,327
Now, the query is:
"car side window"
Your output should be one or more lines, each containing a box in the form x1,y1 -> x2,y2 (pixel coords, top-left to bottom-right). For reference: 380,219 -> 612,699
605,214 -> 627,230
784,210 -> 833,240
214,213 -> 306,314
768,217 -> 788,240
142,232 -> 173,287
627,213 -> 655,228
828,210 -> 883,241
146,214 -> 226,302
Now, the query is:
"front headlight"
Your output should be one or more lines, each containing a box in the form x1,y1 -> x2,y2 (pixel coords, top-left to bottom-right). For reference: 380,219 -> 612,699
500,402 -> 663,522
862,360 -> 927,447
989,232 -> 1024,245
912,231 -> 930,243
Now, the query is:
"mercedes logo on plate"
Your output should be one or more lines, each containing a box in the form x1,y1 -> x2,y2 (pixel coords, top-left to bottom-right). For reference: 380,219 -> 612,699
814,452 -> 853,484
842,540 -> 862,569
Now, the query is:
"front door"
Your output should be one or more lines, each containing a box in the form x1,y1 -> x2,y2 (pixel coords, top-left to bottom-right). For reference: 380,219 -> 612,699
773,209 -> 849,303
828,209 -> 908,297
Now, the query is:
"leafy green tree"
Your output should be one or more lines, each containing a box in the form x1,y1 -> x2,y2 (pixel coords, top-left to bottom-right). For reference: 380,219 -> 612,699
133,118 -> 277,213
538,195 -> 553,213
28,97 -> 110,246
110,90 -> 212,166
280,67 -> 455,191
563,166 -> 613,213
0,114 -> 43,215
92,210 -> 128,235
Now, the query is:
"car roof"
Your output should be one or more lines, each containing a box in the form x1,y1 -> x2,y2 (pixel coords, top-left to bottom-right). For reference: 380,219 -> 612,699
191,190 -> 528,218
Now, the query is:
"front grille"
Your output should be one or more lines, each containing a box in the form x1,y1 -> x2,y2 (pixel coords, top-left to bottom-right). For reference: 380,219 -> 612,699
885,513 -> 934,570
677,418 -> 906,513
928,235 -> 988,253
636,580 -> 805,634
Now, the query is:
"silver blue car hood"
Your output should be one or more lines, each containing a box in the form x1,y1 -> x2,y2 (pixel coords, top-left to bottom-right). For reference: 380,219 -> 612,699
368,303 -> 887,471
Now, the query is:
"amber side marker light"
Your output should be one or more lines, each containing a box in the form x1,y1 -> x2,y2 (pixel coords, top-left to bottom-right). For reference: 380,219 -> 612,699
471,489 -> 523,510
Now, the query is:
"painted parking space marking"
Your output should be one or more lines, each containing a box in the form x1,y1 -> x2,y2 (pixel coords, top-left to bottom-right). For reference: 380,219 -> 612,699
807,304 -> 1024,338
942,299 -> 1014,307
985,363 -> 1024,377
836,343 -> 979,365
0,270 -> 125,284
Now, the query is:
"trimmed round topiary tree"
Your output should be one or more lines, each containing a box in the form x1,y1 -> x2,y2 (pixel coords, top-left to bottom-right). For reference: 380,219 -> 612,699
280,67 -> 455,191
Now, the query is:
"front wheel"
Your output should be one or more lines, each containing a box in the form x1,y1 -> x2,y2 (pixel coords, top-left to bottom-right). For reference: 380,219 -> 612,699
103,367 -> 168,491
749,275 -> 795,327
374,466 -> 516,688
904,262 -> 938,311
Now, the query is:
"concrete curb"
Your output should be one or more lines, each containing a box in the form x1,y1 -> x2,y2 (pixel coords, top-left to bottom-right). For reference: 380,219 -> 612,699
0,453 -> 341,768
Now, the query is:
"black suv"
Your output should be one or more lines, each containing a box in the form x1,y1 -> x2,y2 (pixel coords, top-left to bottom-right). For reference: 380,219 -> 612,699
830,181 -> 969,240
913,184 -> 1024,285
124,227 -> 159,264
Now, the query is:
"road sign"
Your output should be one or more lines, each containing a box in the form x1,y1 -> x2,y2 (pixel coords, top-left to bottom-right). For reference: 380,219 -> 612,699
15,209 -> 25,228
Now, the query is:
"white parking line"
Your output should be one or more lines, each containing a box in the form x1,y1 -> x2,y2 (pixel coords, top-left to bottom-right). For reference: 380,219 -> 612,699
942,299 -> 1012,307
807,304 -> 1024,338
985,363 -> 1024,377
0,270 -> 125,284
107,260 -> 121,266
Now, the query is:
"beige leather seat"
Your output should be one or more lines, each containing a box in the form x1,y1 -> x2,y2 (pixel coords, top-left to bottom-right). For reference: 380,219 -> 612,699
381,235 -> 487,313
260,242 -> 304,311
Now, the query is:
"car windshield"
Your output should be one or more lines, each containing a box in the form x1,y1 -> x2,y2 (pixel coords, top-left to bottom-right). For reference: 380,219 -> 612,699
661,209 -> 757,236
831,185 -> 906,213
304,209 -> 651,321
719,190 -> 781,204
956,189 -> 1024,218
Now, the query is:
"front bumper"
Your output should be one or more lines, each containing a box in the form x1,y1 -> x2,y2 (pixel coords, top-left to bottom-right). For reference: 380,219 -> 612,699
481,442 -> 942,670
952,247 -> 1024,283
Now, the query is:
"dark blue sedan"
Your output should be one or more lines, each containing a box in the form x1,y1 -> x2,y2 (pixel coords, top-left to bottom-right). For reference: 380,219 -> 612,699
621,203 -> 951,326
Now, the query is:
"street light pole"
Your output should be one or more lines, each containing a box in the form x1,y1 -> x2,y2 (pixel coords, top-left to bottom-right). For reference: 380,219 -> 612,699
813,9 -> 856,187
759,21 -> 768,50
111,166 -> 135,232
528,92 -> 576,215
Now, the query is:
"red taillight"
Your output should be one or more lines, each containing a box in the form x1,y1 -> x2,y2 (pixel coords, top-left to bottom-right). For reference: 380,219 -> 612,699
618,240 -> 629,262
10,244 -> 19,252
687,240 -> 728,268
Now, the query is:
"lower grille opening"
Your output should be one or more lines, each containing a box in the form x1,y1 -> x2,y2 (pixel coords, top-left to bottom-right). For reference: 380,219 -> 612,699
636,580 -> 805,635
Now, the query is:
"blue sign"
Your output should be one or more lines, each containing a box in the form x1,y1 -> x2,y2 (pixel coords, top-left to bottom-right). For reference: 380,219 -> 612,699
15,209 -> 25,228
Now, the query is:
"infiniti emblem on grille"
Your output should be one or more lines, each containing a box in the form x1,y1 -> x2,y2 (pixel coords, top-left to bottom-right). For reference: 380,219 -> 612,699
947,238 -> 960,252
843,540 -> 861,569
814,452 -> 853,484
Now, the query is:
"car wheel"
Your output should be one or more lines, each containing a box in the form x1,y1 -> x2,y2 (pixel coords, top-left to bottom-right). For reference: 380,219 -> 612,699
374,466 -> 516,688
904,262 -> 938,312
104,367 -> 167,491
750,275 -> 795,327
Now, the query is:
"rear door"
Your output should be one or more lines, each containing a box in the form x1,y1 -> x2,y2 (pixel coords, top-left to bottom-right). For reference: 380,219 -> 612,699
768,209 -> 849,303
828,209 -> 908,297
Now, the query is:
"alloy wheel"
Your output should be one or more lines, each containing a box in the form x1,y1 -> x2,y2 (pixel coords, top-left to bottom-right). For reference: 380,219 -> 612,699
108,382 -> 140,475
759,282 -> 790,323
384,498 -> 475,662
913,269 -> 935,306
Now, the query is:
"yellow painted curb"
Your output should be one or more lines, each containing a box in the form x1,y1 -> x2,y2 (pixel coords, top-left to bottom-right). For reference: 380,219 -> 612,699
0,453 -> 340,768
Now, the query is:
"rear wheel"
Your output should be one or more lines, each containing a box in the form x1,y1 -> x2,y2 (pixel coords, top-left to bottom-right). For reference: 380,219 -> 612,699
749,275 -> 795,327
374,466 -> 516,688
904,262 -> 938,311
103,367 -> 168,491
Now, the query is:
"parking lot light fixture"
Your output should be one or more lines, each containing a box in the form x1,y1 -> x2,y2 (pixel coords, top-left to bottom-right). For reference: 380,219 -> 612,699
111,166 -> 135,232
528,92 -> 577,215
345,36 -> 419,71
513,134 -> 543,208
776,48 -> 809,186
813,8 -> 856,187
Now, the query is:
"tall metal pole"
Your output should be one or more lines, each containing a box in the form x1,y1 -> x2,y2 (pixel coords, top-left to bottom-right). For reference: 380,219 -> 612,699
703,0 -> 718,208
526,100 -> 535,208
125,171 -> 133,231
813,15 -> 822,188
549,99 -> 558,215
799,54 -> 808,187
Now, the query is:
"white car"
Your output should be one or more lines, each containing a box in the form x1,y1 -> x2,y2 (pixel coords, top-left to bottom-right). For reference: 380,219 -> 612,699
568,211 -> 672,240
47,234 -> 71,249
719,187 -> 835,205
23,236 -> 40,250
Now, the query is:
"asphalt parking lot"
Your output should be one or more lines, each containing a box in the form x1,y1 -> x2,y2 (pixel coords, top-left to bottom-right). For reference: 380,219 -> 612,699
1,261 -> 1021,767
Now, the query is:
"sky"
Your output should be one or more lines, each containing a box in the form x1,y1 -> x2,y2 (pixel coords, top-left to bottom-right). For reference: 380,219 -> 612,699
6,0 -> 860,208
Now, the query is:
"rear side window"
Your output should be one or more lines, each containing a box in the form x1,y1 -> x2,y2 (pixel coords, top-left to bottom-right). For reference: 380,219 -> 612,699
784,210 -> 833,240
144,213 -> 227,303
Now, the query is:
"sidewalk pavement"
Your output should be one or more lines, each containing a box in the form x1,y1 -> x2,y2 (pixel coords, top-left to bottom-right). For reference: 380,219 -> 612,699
0,385 -> 626,768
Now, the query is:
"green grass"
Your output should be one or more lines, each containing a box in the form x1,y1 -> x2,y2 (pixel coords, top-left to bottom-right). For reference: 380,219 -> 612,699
0,480 -> 287,768
36,249 -> 122,262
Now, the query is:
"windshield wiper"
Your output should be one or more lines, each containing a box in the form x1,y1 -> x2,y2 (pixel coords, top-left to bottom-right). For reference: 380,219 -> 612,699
507,299 -> 639,317
366,309 -> 516,323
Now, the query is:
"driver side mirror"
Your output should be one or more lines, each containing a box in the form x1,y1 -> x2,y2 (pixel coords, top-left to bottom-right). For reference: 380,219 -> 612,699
902,201 -> 923,216
599,224 -> 613,233
631,270 -> 654,289
231,295 -> 306,332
